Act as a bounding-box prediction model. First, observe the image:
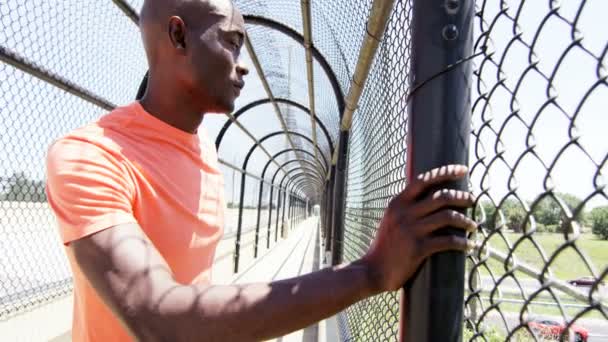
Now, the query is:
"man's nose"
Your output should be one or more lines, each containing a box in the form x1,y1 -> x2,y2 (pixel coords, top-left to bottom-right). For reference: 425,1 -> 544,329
236,60 -> 249,77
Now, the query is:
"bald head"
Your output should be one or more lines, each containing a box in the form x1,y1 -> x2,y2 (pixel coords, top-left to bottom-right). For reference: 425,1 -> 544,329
138,0 -> 248,114
140,0 -> 239,64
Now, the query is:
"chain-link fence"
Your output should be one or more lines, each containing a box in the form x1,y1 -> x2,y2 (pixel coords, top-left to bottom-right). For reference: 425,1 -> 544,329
337,0 -> 608,341
339,0 -> 412,340
0,0 -> 146,319
466,1 -> 607,340
2,0 -> 606,341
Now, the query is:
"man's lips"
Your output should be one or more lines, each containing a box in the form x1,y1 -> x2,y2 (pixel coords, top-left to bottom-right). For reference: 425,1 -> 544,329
233,82 -> 244,95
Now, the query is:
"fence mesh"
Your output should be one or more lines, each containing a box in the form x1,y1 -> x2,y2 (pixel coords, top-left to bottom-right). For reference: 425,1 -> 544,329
465,1 -> 608,340
339,0 -> 608,341
0,0 -> 147,318
339,1 -> 413,340
1,0 -> 607,341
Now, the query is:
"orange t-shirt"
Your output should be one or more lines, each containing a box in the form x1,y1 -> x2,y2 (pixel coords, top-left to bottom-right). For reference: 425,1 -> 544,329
45,101 -> 225,341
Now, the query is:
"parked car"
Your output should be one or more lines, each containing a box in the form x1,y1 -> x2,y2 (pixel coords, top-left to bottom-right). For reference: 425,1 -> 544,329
567,276 -> 604,287
529,319 -> 588,342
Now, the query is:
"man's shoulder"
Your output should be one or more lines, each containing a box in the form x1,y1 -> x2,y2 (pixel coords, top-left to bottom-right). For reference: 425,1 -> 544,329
47,124 -> 109,163
47,104 -> 136,165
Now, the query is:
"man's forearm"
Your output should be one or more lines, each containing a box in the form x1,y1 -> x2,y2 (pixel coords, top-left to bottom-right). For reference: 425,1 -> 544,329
149,260 -> 377,341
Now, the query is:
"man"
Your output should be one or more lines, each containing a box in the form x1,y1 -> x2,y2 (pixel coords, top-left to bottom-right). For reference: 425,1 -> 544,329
45,0 -> 477,341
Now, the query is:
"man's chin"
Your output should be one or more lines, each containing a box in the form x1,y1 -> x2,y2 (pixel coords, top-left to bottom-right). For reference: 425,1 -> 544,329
206,101 -> 234,114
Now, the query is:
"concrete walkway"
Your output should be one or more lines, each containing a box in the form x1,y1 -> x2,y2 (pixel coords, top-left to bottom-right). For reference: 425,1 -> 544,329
213,217 -> 338,342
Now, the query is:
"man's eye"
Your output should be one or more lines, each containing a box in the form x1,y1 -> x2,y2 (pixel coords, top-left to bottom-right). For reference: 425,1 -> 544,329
226,39 -> 239,51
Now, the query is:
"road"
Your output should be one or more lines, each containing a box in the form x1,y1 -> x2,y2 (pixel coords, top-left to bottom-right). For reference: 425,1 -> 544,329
470,277 -> 608,341
476,277 -> 607,297
482,312 -> 608,342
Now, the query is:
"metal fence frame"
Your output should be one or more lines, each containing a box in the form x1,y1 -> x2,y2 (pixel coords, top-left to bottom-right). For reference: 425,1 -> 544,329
1,0 -> 606,340
403,1 -> 475,340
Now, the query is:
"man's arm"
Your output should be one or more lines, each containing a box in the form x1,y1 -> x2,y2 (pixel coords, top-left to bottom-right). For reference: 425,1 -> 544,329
72,222 -> 374,341
71,164 -> 477,342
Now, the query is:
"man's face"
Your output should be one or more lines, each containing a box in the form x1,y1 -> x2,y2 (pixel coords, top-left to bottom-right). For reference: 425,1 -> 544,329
184,1 -> 248,113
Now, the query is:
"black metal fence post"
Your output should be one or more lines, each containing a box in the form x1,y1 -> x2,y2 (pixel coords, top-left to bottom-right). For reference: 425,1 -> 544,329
293,197 -> 300,225
294,196 -> 298,226
279,188 -> 287,239
233,143 -> 264,273
282,191 -> 290,238
291,195 -> 295,231
292,197 -> 296,227
331,131 -> 349,265
288,194 -> 292,228
234,170 -> 247,273
294,196 -> 298,227
296,197 -> 299,224
267,185 -> 275,249
325,168 -> 336,256
402,1 -> 474,341
254,180 -> 264,258
291,195 -> 296,228
233,171 -> 253,273
324,184 -> 328,241
275,189 -> 282,242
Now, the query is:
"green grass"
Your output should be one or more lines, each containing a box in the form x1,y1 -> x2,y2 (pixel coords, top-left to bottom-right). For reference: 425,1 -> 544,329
477,232 -> 608,280
464,326 -> 505,341
467,232 -> 608,320
345,232 -> 607,341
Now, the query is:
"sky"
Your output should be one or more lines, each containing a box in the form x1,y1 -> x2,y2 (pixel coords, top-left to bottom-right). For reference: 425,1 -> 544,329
466,0 -> 608,210
0,0 -> 606,210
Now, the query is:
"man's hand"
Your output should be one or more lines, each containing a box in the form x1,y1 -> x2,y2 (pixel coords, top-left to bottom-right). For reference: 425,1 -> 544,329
361,164 -> 477,293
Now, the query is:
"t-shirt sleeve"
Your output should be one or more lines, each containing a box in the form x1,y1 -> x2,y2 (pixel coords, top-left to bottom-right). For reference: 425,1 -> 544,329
45,137 -> 137,245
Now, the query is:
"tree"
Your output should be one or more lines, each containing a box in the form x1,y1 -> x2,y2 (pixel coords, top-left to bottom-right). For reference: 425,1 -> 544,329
476,200 -> 497,229
478,193 -> 587,234
590,206 -> 608,240
558,193 -> 587,224
478,198 -> 527,232
0,172 -> 47,203
533,193 -> 585,233
506,207 -> 526,232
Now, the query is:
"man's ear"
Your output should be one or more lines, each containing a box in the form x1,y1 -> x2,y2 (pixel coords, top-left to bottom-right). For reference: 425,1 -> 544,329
168,16 -> 187,54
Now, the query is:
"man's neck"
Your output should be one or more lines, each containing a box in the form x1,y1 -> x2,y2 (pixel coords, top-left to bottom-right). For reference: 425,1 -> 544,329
139,80 -> 204,134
